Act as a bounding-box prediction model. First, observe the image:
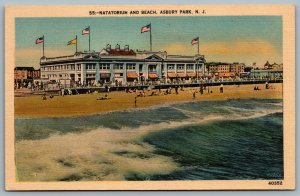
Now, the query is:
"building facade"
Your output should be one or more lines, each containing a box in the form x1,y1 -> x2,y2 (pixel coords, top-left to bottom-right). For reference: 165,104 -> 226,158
14,67 -> 41,81
207,63 -> 245,77
40,45 -> 206,87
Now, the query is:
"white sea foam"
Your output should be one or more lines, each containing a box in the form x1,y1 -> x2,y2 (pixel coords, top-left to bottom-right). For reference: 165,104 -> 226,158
15,102 -> 282,181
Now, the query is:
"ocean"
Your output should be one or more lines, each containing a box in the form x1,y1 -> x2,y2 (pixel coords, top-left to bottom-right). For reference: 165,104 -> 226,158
15,99 -> 283,181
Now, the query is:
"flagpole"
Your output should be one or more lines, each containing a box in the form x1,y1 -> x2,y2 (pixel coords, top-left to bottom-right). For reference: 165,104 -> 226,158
88,26 -> 91,51
150,23 -> 152,51
76,35 -> 78,53
43,35 -> 45,57
197,37 -> 199,55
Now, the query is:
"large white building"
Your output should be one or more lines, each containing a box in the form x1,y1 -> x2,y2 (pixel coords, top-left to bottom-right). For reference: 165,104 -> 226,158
40,45 -> 206,87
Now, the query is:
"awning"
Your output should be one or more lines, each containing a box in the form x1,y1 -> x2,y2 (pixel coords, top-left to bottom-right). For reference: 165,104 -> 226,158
127,72 -> 139,78
148,73 -> 158,79
177,72 -> 186,77
114,73 -> 122,78
167,72 -> 177,78
186,72 -> 196,77
100,73 -> 111,78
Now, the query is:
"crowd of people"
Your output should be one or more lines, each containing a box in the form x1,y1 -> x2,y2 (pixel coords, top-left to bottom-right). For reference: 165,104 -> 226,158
15,74 -> 282,93
38,81 -> 276,105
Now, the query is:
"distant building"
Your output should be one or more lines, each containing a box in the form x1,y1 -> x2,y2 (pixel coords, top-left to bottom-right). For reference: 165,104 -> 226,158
14,67 -> 40,81
207,63 -> 245,77
264,61 -> 283,70
249,69 -> 283,79
39,44 -> 206,87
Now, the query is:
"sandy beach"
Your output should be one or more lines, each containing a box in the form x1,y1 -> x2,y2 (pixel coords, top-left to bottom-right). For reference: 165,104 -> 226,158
14,83 -> 282,118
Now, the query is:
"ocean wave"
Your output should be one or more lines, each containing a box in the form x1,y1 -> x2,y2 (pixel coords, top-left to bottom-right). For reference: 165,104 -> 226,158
15,99 -> 283,181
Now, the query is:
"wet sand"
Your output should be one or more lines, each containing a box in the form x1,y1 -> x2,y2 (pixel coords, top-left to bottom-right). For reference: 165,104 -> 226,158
14,83 -> 282,118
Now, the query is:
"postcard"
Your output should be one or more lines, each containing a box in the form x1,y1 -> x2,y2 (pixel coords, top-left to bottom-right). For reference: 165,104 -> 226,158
5,5 -> 295,190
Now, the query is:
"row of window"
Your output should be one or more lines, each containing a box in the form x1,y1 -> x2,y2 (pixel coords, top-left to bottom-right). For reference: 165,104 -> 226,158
44,73 -> 69,78
167,64 -> 201,70
42,63 -> 203,71
41,65 -> 75,71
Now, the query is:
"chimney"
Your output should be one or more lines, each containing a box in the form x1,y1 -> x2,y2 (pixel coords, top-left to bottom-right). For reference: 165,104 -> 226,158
106,44 -> 111,51
115,44 -> 120,51
124,45 -> 129,51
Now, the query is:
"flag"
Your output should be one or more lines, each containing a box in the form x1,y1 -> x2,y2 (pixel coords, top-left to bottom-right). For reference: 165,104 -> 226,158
35,37 -> 44,44
191,37 -> 199,45
82,27 -> 90,35
141,24 -> 151,33
67,38 -> 77,45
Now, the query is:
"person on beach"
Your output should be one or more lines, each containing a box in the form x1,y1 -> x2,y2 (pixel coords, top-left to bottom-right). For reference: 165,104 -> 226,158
200,85 -> 204,95
137,91 -> 143,97
265,82 -> 269,89
134,96 -> 137,107
175,86 -> 179,94
192,89 -> 196,99
220,84 -> 224,93
42,93 -> 47,100
97,93 -> 111,100
254,86 -> 261,91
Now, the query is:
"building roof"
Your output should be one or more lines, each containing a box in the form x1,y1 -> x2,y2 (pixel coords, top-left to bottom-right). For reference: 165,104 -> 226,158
40,49 -> 206,65
15,67 -> 36,71
264,61 -> 271,67
108,49 -> 136,55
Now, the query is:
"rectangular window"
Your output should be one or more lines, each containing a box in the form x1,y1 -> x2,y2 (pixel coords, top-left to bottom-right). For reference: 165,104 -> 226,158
167,64 -> 175,70
77,65 -> 81,70
186,64 -> 194,70
100,63 -> 110,70
126,63 -> 136,70
114,63 -> 124,70
177,64 -> 185,70
139,64 -> 143,72
86,64 -> 96,70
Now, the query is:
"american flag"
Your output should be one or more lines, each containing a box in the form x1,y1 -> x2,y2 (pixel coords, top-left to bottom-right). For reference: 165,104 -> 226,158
141,24 -> 151,33
191,37 -> 199,45
35,37 -> 44,44
82,27 -> 90,35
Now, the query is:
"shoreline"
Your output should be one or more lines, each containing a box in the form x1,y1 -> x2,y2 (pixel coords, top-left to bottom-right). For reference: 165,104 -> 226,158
15,98 -> 283,120
15,83 -> 283,118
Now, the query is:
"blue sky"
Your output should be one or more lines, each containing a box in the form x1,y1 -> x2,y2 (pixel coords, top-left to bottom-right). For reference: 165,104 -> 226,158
16,16 -> 282,68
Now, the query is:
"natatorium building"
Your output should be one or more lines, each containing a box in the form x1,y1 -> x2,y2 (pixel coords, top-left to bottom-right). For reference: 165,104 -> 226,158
40,45 -> 206,86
